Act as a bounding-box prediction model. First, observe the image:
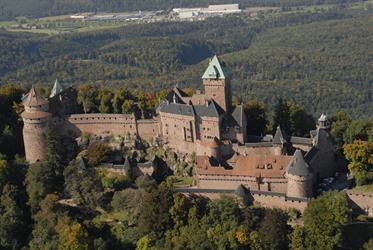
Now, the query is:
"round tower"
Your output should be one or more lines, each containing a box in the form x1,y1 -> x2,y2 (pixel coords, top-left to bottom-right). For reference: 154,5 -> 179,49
21,87 -> 51,163
285,150 -> 313,198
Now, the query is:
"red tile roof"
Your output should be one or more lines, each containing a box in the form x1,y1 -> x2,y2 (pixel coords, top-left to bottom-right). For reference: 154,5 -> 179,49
196,154 -> 292,178
23,87 -> 49,107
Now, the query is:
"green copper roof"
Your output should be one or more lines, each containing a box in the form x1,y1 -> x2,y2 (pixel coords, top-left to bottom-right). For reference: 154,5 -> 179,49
202,55 -> 229,80
49,79 -> 63,98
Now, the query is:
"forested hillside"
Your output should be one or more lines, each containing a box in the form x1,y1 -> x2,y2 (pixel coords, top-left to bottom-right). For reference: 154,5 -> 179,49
0,6 -> 372,117
0,0 -> 362,20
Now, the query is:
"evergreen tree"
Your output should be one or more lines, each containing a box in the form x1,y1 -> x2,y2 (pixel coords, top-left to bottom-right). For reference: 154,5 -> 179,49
272,98 -> 291,135
244,100 -> 267,136
0,184 -> 27,249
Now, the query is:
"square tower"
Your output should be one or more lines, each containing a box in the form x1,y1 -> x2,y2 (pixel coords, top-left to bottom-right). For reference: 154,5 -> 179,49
202,55 -> 232,112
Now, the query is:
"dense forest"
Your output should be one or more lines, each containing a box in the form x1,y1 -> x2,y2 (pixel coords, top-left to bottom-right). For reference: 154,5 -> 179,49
0,0 -> 364,20
1,5 -> 372,118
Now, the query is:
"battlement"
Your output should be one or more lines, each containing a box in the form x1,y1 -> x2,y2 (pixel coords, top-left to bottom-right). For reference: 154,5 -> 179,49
67,113 -> 136,124
176,188 -> 309,212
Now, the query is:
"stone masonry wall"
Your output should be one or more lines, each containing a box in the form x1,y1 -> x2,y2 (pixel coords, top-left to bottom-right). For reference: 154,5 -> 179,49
196,174 -> 288,193
65,113 -> 137,137
180,190 -> 308,212
203,78 -> 230,111
137,118 -> 161,141
160,112 -> 196,153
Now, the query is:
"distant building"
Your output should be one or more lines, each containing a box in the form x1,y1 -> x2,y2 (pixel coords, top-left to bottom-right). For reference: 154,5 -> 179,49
173,3 -> 242,19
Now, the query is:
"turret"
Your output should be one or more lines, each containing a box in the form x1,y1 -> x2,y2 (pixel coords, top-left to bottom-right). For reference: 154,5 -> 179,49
21,87 -> 51,163
317,113 -> 330,130
285,150 -> 313,198
49,79 -> 63,98
202,55 -> 232,112
272,126 -> 288,155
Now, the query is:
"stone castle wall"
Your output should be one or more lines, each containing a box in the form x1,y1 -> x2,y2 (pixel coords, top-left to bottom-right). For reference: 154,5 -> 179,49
196,174 -> 288,193
160,112 -> 197,153
179,189 -> 309,212
51,114 -> 162,141
66,113 -> 137,136
251,192 -> 309,212
198,116 -> 220,140
234,145 -> 282,156
137,118 -> 161,140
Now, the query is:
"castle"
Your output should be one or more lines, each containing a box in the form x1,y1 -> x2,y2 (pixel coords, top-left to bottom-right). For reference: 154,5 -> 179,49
21,55 -> 337,204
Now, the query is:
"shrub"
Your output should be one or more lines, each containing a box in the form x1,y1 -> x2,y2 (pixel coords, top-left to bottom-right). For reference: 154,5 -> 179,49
87,141 -> 111,166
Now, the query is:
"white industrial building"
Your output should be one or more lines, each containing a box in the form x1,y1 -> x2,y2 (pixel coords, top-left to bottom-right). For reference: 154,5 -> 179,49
172,4 -> 241,19
205,4 -> 241,14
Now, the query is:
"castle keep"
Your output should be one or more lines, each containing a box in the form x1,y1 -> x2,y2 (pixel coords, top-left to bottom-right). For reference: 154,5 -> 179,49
21,55 -> 337,202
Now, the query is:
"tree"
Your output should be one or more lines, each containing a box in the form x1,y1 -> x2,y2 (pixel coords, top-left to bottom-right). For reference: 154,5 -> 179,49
244,100 -> 267,136
303,191 -> 349,250
330,111 -> 351,153
64,159 -> 104,210
258,208 -> 290,250
271,99 -> 315,136
77,84 -> 97,114
344,120 -> 373,144
137,183 -> 174,237
343,140 -> 373,186
206,196 -> 241,249
86,141 -> 111,167
0,154 -> 9,192
29,194 -> 61,250
169,193 -> 192,230
26,161 -> 59,212
135,175 -> 157,191
272,98 -> 291,135
0,84 -> 26,159
122,99 -> 135,114
98,87 -> 113,114
55,215 -> 89,250
289,225 -> 306,250
287,101 -> 315,137
113,88 -> 132,114
44,124 -> 66,190
136,235 -> 152,250
0,184 -> 27,249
